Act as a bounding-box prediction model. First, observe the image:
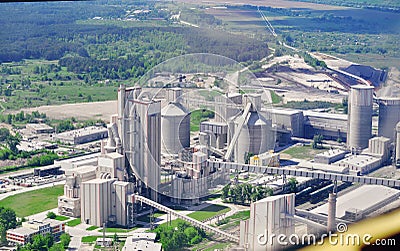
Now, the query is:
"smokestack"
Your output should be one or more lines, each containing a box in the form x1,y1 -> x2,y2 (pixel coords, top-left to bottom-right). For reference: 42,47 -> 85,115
327,193 -> 337,232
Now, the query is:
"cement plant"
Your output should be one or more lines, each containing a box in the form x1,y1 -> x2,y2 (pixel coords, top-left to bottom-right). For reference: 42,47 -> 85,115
0,1 -> 399,251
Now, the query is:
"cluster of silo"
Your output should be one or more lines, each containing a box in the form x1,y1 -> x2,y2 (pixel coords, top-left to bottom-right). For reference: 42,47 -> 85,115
232,94 -> 273,163
347,85 -> 374,150
161,88 -> 191,155
378,97 -> 400,141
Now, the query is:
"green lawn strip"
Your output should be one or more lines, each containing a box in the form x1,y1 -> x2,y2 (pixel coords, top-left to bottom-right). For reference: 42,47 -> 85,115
55,215 -> 70,221
270,90 -> 282,104
81,236 -> 102,243
86,226 -> 99,231
66,218 -> 81,227
187,204 -> 230,222
0,185 -> 63,217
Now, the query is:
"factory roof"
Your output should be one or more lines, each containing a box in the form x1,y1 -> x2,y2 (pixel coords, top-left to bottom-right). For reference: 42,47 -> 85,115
26,123 -> 54,130
200,120 -> 227,127
369,136 -> 391,143
311,185 -> 400,218
335,154 -> 380,168
265,108 -> 302,116
303,111 -> 347,120
104,152 -> 124,159
315,149 -> 347,158
70,165 -> 97,175
123,233 -> 161,251
56,126 -> 107,138
256,194 -> 293,203
298,162 -> 348,174
84,178 -> 115,184
7,227 -> 37,236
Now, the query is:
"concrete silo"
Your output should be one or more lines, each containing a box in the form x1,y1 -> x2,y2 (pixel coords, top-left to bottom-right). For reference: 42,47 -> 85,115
161,102 -> 190,155
234,110 -> 273,164
347,85 -> 374,150
396,122 -> 400,168
378,97 -> 400,141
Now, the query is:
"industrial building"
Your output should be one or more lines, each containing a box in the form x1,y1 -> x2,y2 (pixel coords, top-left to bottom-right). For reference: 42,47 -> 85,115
239,194 -> 295,251
314,149 -> 347,164
54,126 -> 108,145
6,220 -> 65,245
347,85 -> 374,151
26,123 -> 54,134
122,233 -> 162,251
311,185 -> 400,221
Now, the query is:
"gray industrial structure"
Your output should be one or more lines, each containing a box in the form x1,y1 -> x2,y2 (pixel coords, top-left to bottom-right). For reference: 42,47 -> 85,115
161,88 -> 190,155
378,97 -> 400,142
239,194 -> 295,251
396,122 -> 400,168
347,85 -> 374,151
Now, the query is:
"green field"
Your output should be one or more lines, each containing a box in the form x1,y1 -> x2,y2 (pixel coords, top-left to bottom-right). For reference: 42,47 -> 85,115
281,145 -> 327,160
55,215 -> 70,221
187,204 -> 230,221
81,236 -> 102,243
270,90 -> 282,104
86,226 -> 99,231
0,185 -> 63,217
66,218 -> 81,227
190,109 -> 215,132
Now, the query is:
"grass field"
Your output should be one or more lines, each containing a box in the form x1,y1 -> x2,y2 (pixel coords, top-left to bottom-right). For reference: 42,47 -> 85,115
0,185 -> 63,217
187,204 -> 230,221
55,215 -> 69,221
81,236 -> 102,243
66,218 -> 81,227
270,90 -> 282,104
281,145 -> 327,160
86,226 -> 99,231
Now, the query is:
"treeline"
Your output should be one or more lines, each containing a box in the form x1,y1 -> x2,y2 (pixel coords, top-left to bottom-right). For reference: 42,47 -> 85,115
221,183 -> 274,205
154,221 -> 206,251
290,0 -> 400,12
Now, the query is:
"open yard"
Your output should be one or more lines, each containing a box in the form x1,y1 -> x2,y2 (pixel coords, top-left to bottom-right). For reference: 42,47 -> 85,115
187,204 -> 230,221
0,185 -> 63,217
281,145 -> 327,160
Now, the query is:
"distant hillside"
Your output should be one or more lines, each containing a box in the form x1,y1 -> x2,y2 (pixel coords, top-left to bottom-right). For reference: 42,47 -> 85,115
292,0 -> 399,11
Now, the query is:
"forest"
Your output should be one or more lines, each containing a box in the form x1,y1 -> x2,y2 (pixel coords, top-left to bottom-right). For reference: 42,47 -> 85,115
0,1 -> 268,80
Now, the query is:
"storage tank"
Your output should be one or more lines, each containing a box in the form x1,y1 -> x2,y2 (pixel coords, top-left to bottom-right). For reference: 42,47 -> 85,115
234,111 -> 273,164
378,97 -> 400,141
396,122 -> 400,168
347,85 -> 374,150
161,102 -> 190,155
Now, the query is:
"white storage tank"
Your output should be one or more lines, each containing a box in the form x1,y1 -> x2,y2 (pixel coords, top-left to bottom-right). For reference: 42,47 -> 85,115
161,102 -> 190,155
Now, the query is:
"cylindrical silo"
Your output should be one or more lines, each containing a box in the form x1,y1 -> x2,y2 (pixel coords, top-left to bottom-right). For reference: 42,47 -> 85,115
378,97 -> 400,142
396,122 -> 400,168
234,111 -> 273,163
161,102 -> 190,155
347,85 -> 374,150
